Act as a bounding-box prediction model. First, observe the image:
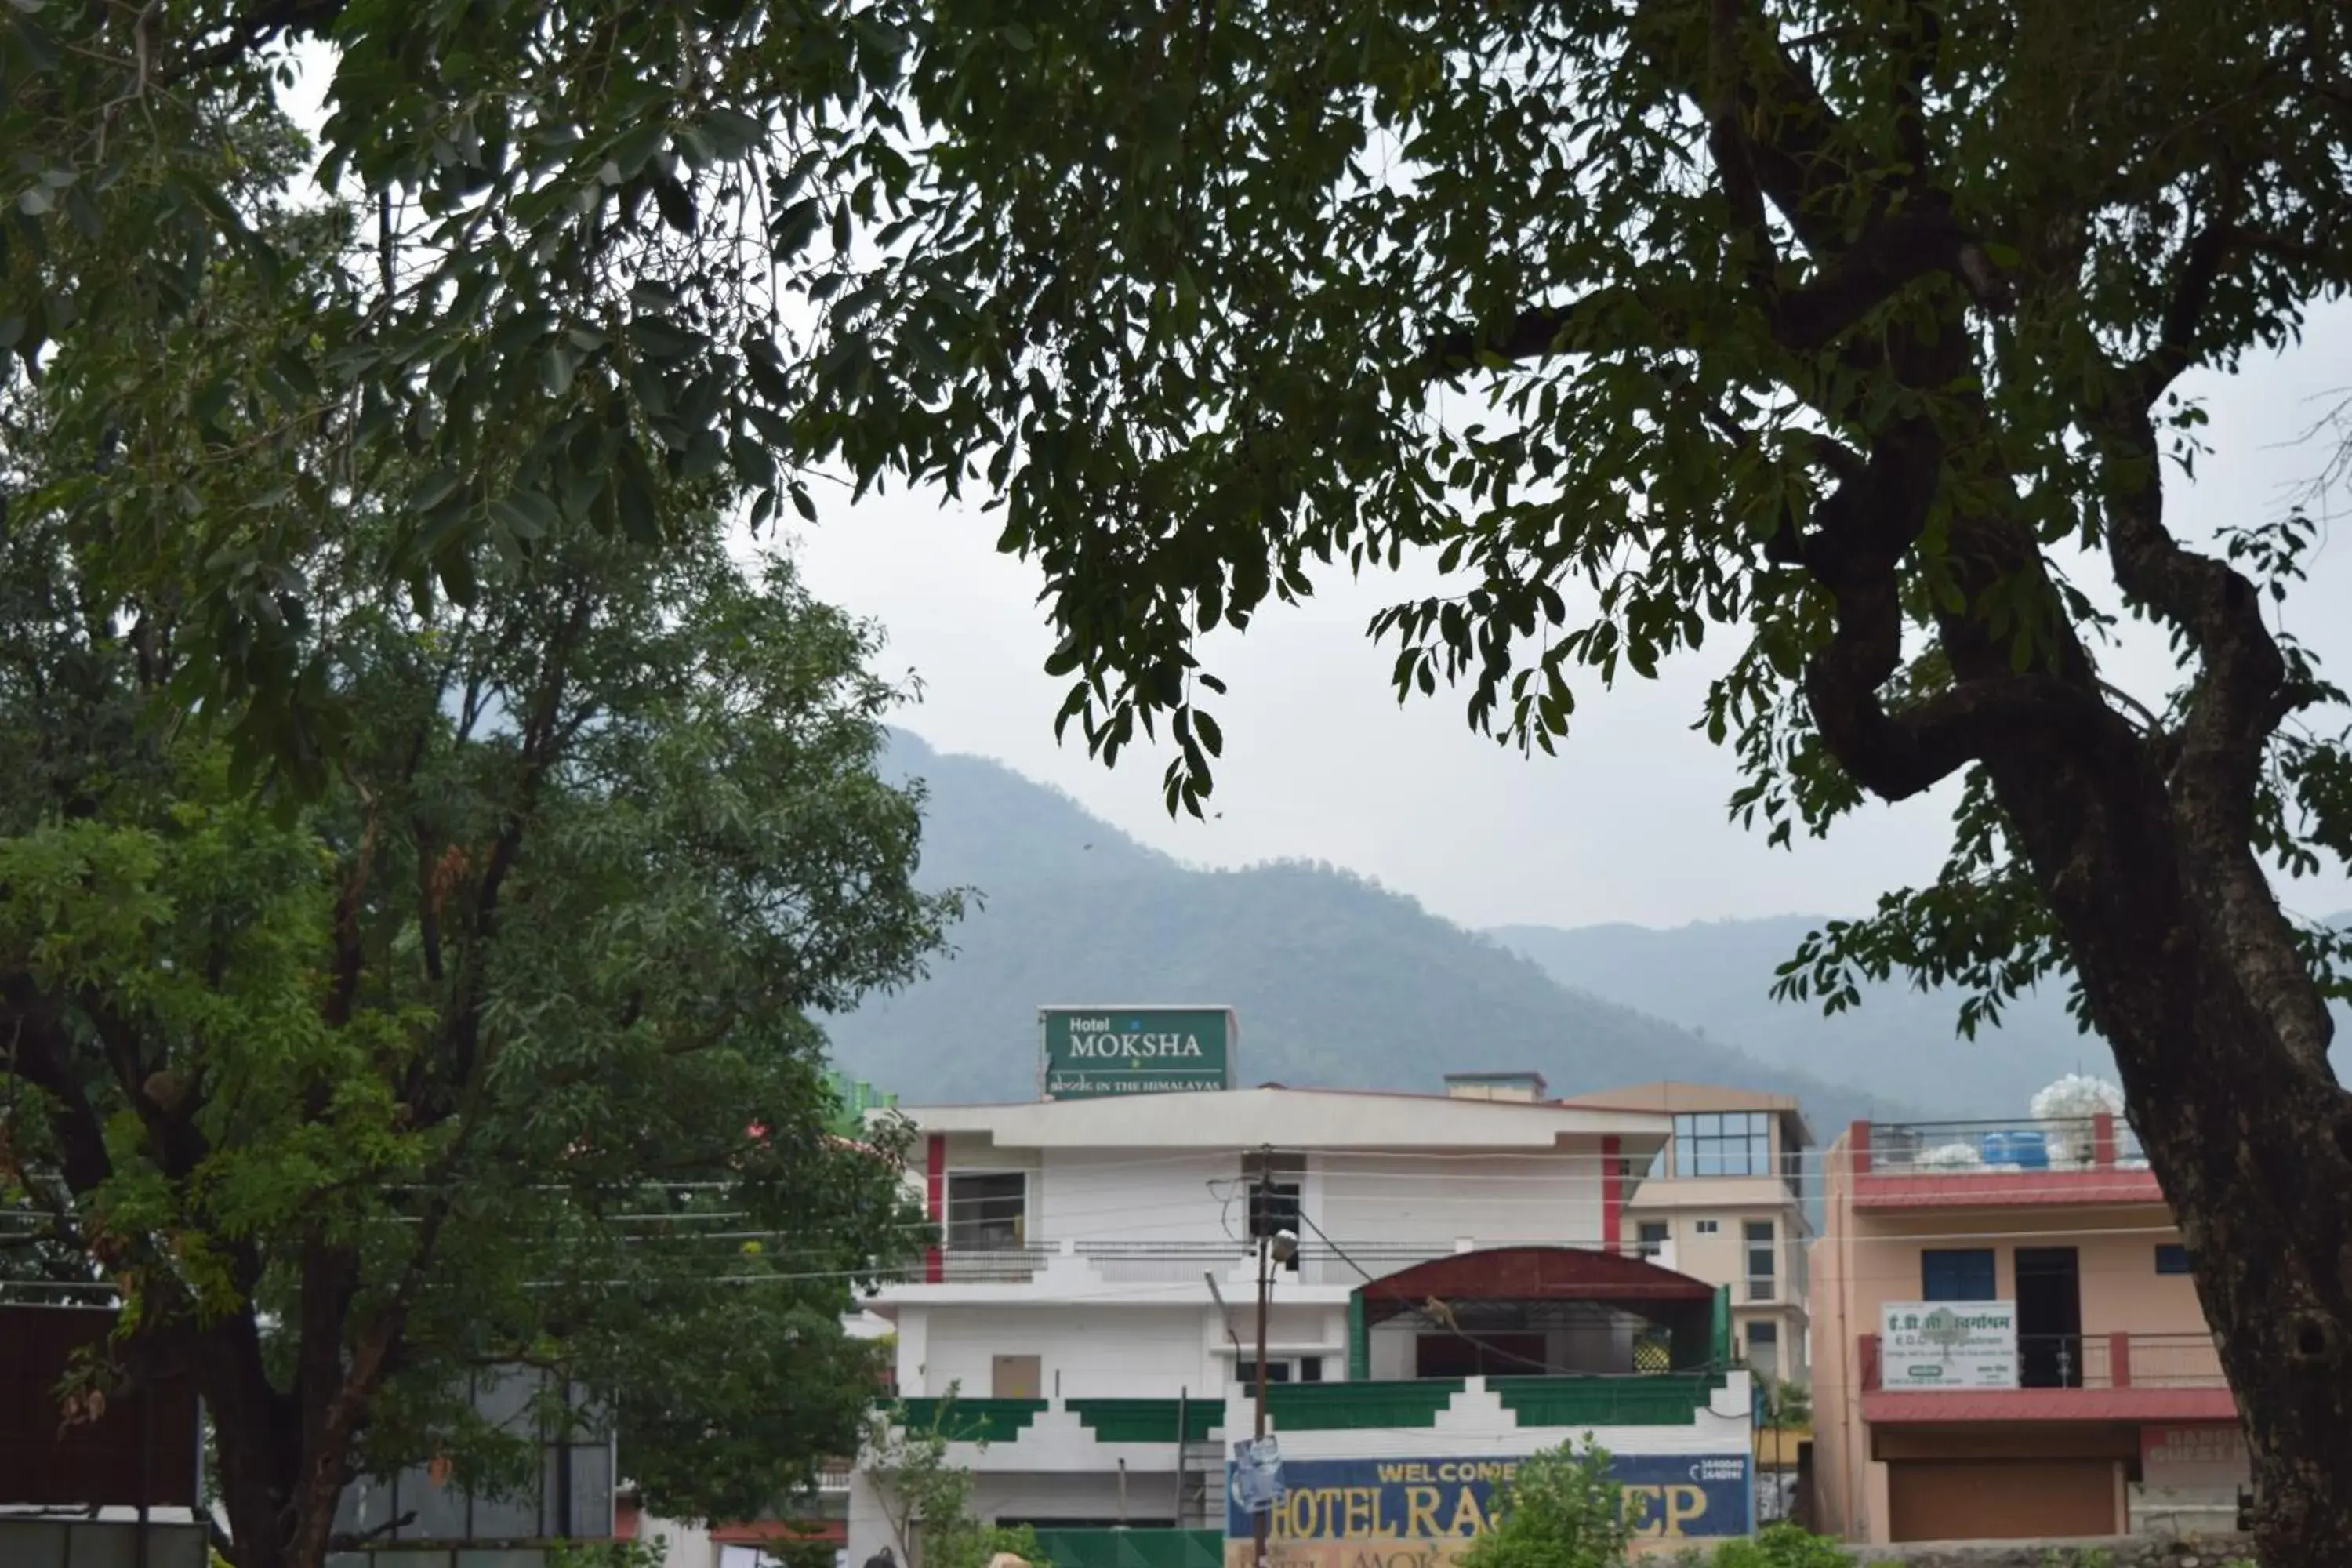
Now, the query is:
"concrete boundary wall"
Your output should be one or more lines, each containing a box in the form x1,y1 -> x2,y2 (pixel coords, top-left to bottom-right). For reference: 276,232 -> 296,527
1838,1534 -> 2253,1567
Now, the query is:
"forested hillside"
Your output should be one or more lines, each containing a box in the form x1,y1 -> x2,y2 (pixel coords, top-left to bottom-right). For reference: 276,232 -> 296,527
821,734 -> 1898,1134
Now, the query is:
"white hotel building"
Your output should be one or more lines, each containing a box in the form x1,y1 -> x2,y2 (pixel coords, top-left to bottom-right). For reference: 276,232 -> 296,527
848,1073 -> 1759,1568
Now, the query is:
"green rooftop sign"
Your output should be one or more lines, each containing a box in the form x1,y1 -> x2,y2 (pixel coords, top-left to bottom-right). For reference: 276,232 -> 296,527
1039,1007 -> 1237,1099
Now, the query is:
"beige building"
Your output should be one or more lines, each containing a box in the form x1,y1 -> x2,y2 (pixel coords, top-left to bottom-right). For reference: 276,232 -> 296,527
1809,1115 -> 2233,1544
1558,1082 -> 1813,1387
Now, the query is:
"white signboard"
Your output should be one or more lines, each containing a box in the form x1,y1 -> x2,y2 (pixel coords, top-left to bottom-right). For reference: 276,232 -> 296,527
1880,1300 -> 2018,1388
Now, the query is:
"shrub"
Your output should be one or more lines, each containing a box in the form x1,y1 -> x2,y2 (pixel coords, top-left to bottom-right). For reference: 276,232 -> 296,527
1457,1439 -> 1632,1568
1705,1523 -> 1853,1568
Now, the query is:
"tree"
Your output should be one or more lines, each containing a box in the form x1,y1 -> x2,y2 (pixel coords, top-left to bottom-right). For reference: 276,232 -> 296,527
0,0 -> 924,787
862,1394 -> 1041,1568
0,154 -> 953,1568
789,2 -> 2352,1560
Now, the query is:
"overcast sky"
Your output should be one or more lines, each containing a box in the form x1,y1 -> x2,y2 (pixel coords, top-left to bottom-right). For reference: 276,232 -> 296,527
787,306 -> 2352,933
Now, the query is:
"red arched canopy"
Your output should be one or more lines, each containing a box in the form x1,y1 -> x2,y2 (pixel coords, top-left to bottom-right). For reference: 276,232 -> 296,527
1354,1244 -> 1715,1325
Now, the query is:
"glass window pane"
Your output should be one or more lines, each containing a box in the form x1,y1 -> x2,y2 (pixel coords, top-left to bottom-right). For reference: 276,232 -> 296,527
946,1171 -> 1027,1249
468,1479 -> 540,1542
154,1531 -> 209,1568
405,1461 -> 472,1540
475,1367 -> 543,1434
1922,1248 -> 1998,1301
569,1440 -> 615,1536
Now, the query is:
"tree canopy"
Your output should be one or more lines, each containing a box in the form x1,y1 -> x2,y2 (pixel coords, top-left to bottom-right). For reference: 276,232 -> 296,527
793,0 -> 2352,1553
795,0 -> 2352,1542
0,98 -> 953,1566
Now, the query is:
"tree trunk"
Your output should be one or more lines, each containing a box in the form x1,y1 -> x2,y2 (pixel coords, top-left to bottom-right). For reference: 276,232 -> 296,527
194,1316 -> 348,1568
1984,745 -> 2352,1566
198,1327 -> 303,1568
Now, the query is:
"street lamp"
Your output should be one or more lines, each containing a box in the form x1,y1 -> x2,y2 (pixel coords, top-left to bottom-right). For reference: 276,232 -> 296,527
1252,1225 -> 1298,1568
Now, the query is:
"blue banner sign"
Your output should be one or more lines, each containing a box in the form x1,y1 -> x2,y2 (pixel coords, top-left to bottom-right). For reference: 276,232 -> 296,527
1223,1451 -> 1750,1559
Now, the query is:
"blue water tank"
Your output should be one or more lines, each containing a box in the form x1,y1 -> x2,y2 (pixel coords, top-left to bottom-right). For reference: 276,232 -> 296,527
1980,1129 -> 2051,1169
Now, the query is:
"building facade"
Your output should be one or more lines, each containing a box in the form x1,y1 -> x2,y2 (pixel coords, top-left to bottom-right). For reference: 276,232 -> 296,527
1809,1115 -> 2238,1544
850,1080 -> 1759,1565
1555,1083 -> 1813,1388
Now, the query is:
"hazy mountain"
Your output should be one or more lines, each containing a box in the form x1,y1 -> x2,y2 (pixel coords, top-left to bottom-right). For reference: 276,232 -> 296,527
1488,919 -> 2093,1120
1493,914 -> 2352,1119
821,732 -> 1902,1137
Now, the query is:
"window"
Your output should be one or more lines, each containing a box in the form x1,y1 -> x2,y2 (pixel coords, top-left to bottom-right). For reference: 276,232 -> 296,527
1744,1221 -> 1777,1302
2156,1243 -> 2192,1276
1780,1134 -> 1804,1202
1694,1219 -> 1720,1235
1675,1112 -> 1773,1178
1243,1152 -> 1305,1270
1922,1248 -> 1998,1301
1235,1359 -> 1293,1391
945,1171 -> 1027,1250
1299,1356 -> 1324,1382
1635,1220 -> 1669,1261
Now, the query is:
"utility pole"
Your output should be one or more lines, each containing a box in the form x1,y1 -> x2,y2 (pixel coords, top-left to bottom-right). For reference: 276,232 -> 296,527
1253,1219 -> 1272,1568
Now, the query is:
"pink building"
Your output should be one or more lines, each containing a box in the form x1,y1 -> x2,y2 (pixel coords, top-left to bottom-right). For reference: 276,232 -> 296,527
1810,1116 -> 2242,1544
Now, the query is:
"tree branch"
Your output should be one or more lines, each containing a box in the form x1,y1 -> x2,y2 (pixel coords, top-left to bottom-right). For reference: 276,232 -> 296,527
2,986 -> 116,1195
2133,217 -> 2244,405
324,768 -> 382,1030
327,1511 -> 419,1554
2096,405 -> 2329,1071
157,0 -> 349,89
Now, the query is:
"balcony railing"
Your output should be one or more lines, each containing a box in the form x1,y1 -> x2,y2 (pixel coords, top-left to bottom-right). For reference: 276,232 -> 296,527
1863,1116 -> 2148,1176
1860,1330 -> 2226,1392
911,1236 -> 1661,1287
935,1244 -> 1058,1282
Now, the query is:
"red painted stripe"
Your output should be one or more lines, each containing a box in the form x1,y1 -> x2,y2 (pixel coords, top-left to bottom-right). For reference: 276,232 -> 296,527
925,1132 -> 946,1284
1853,1167 -> 2165,1209
1863,1387 -> 2235,1424
1601,1135 -> 1623,1250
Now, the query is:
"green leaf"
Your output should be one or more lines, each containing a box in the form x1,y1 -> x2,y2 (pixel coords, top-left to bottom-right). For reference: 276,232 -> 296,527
614,438 -> 661,543
606,121 -> 670,181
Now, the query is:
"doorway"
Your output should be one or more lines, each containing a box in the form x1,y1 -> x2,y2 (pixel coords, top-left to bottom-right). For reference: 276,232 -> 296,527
992,1354 -> 1042,1399
2014,1247 -> 2082,1388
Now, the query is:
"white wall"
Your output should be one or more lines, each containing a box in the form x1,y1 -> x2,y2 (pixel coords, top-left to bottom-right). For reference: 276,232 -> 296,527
633,1515 -> 720,1568
971,1469 -> 1179,1525
1316,1150 -> 1602,1253
916,1305 -> 1222,1399
1035,1150 -> 1243,1247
